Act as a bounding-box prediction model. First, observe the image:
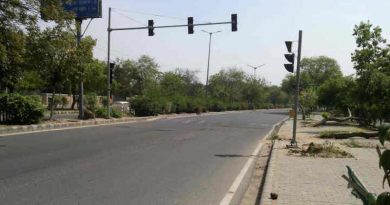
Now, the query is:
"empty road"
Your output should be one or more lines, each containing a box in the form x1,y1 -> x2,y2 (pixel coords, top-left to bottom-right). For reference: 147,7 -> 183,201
0,110 -> 287,205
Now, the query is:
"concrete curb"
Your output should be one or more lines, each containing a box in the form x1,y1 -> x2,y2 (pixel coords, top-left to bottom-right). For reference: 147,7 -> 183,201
257,118 -> 289,205
221,116 -> 289,205
0,116 -> 160,136
240,117 -> 289,204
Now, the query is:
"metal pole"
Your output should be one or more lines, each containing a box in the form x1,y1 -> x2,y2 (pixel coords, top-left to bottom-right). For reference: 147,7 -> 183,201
107,7 -> 112,118
292,30 -> 302,145
253,68 -> 256,78
76,19 -> 84,119
205,32 -> 212,106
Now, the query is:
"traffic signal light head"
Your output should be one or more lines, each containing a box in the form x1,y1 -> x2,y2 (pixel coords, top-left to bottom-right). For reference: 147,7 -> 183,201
284,53 -> 295,64
109,63 -> 115,84
148,20 -> 154,36
284,64 -> 294,73
285,41 -> 293,53
231,14 -> 237,32
188,17 -> 194,34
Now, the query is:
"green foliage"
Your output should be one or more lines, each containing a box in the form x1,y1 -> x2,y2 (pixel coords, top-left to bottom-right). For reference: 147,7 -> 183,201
376,192 -> 390,205
84,93 -> 98,113
351,21 -> 390,125
0,94 -> 45,124
111,109 -> 123,118
317,76 -> 356,111
379,125 -> 390,145
322,112 -> 330,119
95,107 -> 108,118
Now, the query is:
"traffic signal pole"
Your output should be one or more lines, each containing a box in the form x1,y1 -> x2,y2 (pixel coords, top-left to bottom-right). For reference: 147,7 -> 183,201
106,7 -> 237,117
291,30 -> 302,146
76,19 -> 84,119
107,7 -> 112,118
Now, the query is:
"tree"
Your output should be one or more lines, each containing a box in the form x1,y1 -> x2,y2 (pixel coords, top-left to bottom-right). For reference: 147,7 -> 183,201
351,21 -> 390,125
317,76 -> 356,112
300,56 -> 343,87
112,55 -> 159,99
26,25 -> 78,119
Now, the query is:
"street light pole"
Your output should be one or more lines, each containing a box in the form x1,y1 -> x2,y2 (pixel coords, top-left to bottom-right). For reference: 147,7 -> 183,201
247,64 -> 265,79
202,30 -> 221,108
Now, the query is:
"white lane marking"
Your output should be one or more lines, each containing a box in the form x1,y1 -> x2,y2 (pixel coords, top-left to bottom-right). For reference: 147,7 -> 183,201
218,142 -> 264,205
218,117 -> 288,205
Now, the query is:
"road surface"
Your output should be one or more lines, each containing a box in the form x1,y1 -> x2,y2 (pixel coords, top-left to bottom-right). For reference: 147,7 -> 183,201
0,109 -> 287,205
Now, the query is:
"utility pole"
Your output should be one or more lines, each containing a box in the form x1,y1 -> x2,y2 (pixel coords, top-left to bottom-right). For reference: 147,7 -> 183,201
107,7 -> 112,118
76,18 -> 84,119
291,30 -> 303,146
202,30 -> 221,107
247,64 -> 265,79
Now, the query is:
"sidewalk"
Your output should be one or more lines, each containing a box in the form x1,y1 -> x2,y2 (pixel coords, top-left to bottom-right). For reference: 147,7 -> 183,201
260,118 -> 386,205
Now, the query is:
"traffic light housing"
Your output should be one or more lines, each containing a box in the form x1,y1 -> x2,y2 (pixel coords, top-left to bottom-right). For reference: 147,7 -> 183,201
284,64 -> 294,73
231,14 -> 237,32
188,17 -> 194,34
284,53 -> 295,64
284,41 -> 294,73
285,41 -> 293,53
109,62 -> 115,84
148,20 -> 154,36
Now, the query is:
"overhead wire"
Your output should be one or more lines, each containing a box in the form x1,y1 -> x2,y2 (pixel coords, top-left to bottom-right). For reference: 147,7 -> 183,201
112,7 -> 214,24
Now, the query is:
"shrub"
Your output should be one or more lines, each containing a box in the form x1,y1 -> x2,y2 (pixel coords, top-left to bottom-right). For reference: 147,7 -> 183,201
131,96 -> 164,116
209,100 -> 226,112
95,107 -> 108,118
0,94 -> 45,124
85,93 -> 98,113
322,112 -> 330,119
111,109 -> 123,118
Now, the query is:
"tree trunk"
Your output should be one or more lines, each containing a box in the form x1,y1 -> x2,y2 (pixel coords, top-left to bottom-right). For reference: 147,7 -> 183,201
49,90 -> 56,120
71,94 -> 77,110
299,103 -> 306,120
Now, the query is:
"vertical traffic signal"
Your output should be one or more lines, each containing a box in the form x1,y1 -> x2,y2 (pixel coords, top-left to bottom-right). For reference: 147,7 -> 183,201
148,20 -> 154,36
109,62 -> 115,84
231,14 -> 237,32
284,41 -> 294,73
285,41 -> 292,53
188,17 -> 194,34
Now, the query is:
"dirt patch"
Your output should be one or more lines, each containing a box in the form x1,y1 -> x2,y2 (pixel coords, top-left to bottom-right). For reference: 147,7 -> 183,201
288,142 -> 353,158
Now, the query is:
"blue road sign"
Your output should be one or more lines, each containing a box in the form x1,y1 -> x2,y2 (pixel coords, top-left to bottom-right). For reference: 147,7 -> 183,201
63,0 -> 102,19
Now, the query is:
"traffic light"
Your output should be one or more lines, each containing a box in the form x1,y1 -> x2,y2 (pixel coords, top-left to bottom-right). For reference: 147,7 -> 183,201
148,20 -> 154,36
109,62 -> 115,84
231,14 -> 237,32
188,17 -> 194,34
284,41 -> 294,73
285,41 -> 292,53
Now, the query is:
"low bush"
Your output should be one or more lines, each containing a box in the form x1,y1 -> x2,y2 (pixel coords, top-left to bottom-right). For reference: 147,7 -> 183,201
95,107 -> 108,118
0,94 -> 45,124
111,109 -> 123,118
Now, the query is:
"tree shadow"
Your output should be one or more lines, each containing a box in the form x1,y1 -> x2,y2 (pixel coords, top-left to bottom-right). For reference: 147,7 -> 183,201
214,154 -> 256,158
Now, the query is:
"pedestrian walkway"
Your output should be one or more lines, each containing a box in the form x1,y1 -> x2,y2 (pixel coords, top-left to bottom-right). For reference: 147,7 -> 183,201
260,119 -> 386,205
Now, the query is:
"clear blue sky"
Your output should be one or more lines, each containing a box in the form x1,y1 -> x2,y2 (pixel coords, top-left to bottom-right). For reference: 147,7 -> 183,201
83,0 -> 390,85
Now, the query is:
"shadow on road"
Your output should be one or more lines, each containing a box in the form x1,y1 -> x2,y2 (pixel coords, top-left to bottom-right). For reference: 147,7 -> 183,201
214,154 -> 256,158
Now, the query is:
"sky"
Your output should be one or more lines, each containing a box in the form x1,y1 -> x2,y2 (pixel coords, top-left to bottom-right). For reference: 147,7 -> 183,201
81,0 -> 390,85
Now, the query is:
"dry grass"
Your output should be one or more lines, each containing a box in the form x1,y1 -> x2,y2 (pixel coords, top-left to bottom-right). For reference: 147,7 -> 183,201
288,142 -> 353,158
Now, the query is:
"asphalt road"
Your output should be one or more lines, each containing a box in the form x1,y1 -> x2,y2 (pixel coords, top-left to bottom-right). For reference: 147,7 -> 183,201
0,109 -> 287,205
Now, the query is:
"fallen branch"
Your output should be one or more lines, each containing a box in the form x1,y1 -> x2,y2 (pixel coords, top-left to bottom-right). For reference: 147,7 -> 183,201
321,131 -> 378,139
312,108 -> 361,127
